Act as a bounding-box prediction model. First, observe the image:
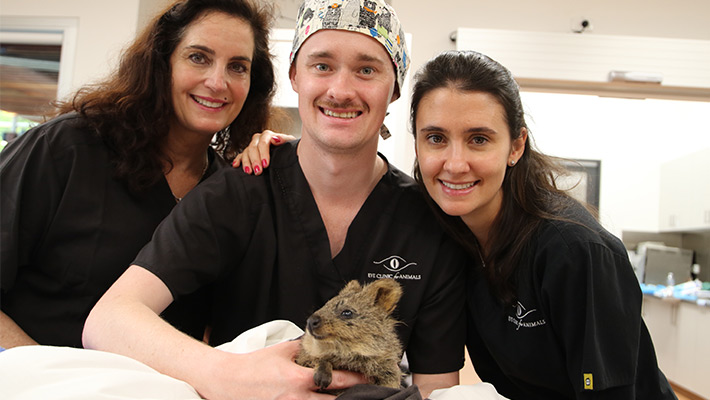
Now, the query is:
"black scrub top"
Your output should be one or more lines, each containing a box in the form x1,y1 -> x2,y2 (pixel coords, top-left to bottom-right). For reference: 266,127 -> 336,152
135,140 -> 468,374
0,114 -> 222,347
466,202 -> 676,399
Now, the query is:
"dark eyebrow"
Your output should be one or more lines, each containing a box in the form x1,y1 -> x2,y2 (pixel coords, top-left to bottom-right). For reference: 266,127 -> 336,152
185,44 -> 252,63
355,53 -> 387,66
305,50 -> 334,61
418,126 -> 445,133
419,126 -> 498,135
467,127 -> 498,135
419,125 -> 498,135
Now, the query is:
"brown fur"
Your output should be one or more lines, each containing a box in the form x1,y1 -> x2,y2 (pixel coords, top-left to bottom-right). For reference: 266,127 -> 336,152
295,279 -> 404,393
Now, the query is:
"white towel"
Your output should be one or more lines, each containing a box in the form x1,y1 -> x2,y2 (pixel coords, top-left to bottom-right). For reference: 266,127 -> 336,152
0,320 -> 507,399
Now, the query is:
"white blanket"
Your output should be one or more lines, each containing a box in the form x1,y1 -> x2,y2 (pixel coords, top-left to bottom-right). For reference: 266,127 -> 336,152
0,320 -> 506,399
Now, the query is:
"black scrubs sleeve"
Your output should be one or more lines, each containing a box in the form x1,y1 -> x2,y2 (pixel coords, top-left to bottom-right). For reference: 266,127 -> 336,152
1,122 -> 68,293
406,237 -> 467,374
133,167 -> 260,298
538,226 -> 642,396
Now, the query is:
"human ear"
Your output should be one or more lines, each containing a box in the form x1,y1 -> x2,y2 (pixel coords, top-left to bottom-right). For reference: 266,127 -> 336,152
509,127 -> 527,165
389,85 -> 400,103
289,64 -> 299,93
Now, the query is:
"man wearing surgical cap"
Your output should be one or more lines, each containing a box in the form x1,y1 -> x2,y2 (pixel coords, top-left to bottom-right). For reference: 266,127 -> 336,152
83,0 -> 468,398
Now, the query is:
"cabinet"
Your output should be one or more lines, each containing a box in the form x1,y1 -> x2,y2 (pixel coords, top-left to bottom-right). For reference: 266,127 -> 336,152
642,296 -> 710,397
454,28 -> 710,102
659,148 -> 710,231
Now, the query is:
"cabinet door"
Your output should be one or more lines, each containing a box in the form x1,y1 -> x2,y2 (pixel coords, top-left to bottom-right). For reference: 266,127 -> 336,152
659,148 -> 710,231
698,158 -> 710,227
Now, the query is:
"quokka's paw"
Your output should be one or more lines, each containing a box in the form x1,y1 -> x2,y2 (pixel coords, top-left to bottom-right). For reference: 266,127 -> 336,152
313,365 -> 333,389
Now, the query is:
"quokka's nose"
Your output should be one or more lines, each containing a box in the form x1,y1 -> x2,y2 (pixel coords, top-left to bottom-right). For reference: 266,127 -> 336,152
307,315 -> 322,332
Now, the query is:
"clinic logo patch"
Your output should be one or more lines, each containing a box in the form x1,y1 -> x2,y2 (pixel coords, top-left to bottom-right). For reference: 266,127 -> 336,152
376,255 -> 416,272
507,301 -> 546,331
368,255 -> 421,280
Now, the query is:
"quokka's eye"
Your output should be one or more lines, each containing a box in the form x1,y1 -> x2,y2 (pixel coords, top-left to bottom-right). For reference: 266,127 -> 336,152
340,309 -> 354,319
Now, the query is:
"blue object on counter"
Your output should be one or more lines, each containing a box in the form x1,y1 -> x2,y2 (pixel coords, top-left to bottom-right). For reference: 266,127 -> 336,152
640,281 -> 710,306
640,283 -> 676,298
640,283 -> 659,295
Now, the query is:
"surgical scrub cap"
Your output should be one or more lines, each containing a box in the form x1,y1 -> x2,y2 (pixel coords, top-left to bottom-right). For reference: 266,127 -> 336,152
290,0 -> 410,94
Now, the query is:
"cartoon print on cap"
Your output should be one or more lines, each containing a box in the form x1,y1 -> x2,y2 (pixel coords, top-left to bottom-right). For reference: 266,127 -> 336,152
289,0 -> 410,95
359,0 -> 378,29
323,3 -> 341,28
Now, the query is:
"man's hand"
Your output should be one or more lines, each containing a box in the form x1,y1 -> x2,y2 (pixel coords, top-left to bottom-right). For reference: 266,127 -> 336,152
198,340 -> 367,400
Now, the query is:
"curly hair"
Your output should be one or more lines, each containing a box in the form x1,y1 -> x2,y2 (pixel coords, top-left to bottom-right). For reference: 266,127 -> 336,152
54,0 -> 275,192
410,50 -> 585,305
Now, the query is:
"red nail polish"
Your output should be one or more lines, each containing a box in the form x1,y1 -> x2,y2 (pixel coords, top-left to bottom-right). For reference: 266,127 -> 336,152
273,137 -> 281,143
262,159 -> 268,168
254,165 -> 261,174
244,166 -> 251,174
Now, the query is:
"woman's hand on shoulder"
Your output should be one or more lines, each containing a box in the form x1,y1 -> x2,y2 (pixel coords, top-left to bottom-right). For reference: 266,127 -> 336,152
232,130 -> 296,175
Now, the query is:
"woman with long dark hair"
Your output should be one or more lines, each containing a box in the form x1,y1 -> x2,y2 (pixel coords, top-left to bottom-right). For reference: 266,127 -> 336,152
411,50 -> 675,399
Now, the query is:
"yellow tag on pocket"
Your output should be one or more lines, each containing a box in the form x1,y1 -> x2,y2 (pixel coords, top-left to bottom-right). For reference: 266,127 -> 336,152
583,373 -> 593,390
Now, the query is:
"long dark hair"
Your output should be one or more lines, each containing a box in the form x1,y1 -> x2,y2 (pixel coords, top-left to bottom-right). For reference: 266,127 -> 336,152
411,50 -> 580,305
54,0 -> 275,192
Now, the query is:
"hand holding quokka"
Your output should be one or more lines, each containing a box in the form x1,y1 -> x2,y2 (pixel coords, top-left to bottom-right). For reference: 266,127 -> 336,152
296,279 -> 404,393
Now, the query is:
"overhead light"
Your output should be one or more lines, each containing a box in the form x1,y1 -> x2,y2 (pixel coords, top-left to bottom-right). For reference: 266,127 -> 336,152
608,71 -> 663,84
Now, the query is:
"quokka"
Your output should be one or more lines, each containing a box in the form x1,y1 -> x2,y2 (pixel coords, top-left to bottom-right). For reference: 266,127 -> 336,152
295,279 -> 404,393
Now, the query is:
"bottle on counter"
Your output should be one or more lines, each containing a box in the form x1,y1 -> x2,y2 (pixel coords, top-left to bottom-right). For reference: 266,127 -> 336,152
663,272 -> 675,297
691,263 -> 700,281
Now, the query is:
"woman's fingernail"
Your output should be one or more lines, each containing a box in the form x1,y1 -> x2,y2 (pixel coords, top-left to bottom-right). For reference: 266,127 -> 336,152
273,137 -> 281,143
244,166 -> 251,174
254,165 -> 261,174
262,159 -> 268,168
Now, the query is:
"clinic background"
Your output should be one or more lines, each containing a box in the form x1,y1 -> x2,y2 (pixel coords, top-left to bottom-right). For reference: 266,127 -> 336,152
2,1 -> 709,397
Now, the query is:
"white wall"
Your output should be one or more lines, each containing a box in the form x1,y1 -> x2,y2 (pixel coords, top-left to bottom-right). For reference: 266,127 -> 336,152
392,0 -> 710,79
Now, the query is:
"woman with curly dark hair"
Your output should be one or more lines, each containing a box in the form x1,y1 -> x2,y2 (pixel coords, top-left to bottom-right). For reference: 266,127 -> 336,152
0,0 -> 275,349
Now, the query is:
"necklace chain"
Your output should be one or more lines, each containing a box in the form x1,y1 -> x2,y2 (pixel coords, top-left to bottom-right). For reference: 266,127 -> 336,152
475,241 -> 486,268
173,153 -> 209,203
477,249 -> 486,268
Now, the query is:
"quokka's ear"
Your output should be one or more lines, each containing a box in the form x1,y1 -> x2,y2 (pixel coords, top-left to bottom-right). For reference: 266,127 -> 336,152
365,279 -> 402,315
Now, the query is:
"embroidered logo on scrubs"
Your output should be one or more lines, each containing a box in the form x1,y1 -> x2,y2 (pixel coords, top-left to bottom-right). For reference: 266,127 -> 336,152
368,256 -> 421,280
583,373 -> 593,390
507,301 -> 546,331
376,255 -> 416,272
